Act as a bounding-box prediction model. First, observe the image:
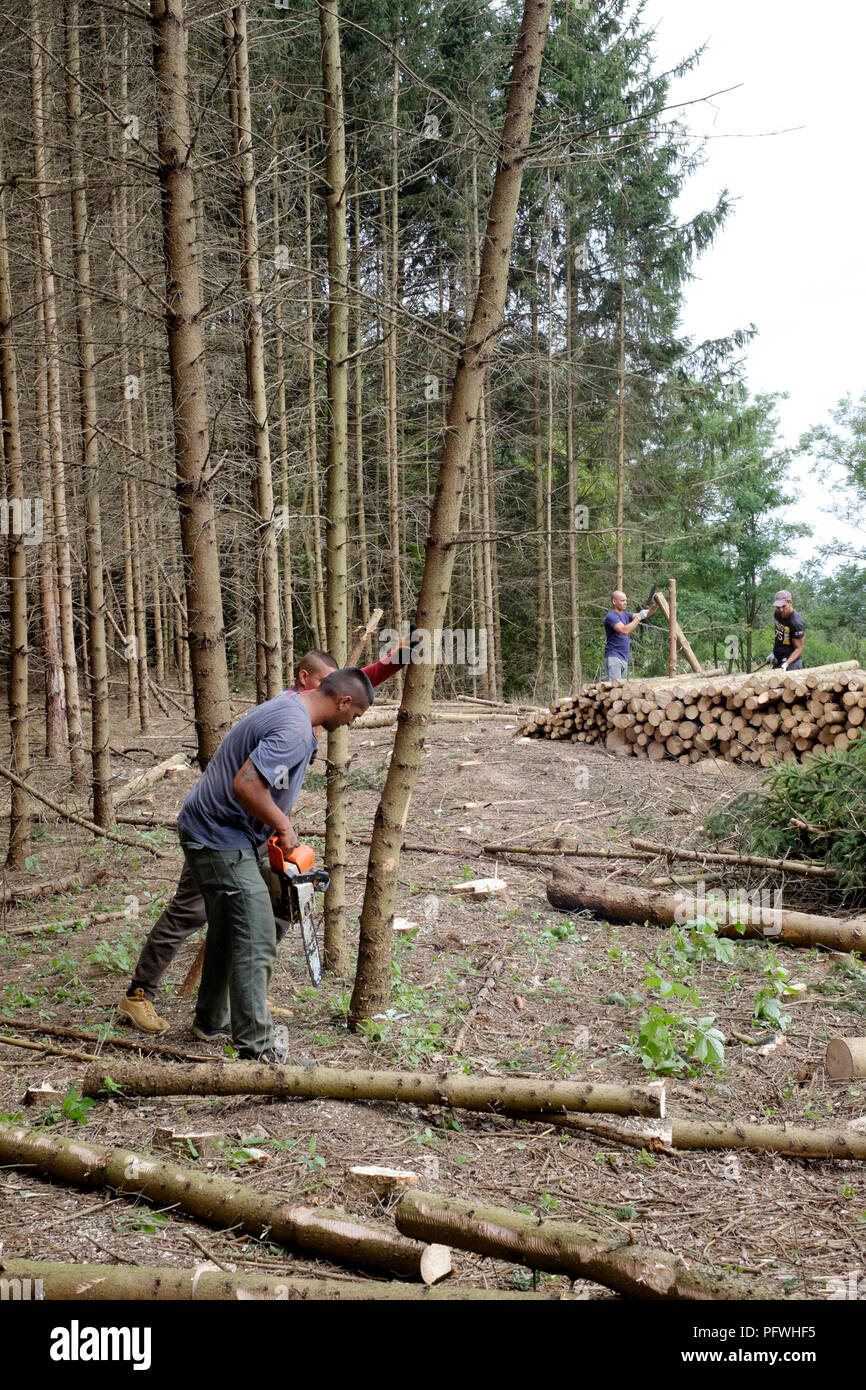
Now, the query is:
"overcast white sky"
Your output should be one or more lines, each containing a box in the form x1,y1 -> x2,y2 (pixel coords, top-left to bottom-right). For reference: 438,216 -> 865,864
639,0 -> 865,571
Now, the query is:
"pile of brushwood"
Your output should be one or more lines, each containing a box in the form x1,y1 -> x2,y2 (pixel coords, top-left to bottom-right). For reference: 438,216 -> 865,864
704,733 -> 866,900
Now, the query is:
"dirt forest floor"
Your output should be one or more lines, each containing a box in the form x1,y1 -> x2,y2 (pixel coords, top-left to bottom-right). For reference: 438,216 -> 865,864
2,697 -> 865,1301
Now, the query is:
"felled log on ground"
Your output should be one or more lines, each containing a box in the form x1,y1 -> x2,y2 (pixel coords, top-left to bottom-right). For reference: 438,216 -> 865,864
539,1112 -> 866,1161
0,1123 -> 449,1283
825,1037 -> 866,1081
113,751 -> 188,806
394,1191 -> 782,1301
546,865 -> 866,953
0,866 -> 107,907
0,1259 -> 567,1301
80,1061 -> 666,1118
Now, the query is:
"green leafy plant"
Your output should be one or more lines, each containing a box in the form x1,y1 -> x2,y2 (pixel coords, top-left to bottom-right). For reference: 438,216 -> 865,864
703,737 -> 866,896
116,1209 -> 168,1235
41,1085 -> 94,1126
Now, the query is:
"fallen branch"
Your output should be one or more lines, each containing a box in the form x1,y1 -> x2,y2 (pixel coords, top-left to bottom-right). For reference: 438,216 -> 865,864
3,1019 -> 220,1064
523,1112 -> 674,1153
0,867 -> 107,908
0,1258 -> 565,1301
113,752 -> 188,807
630,839 -> 836,880
0,1034 -> 101,1063
394,1191 -> 781,1300
0,764 -> 172,859
484,844 -> 652,862
3,907 -> 131,937
547,866 -> 866,952
81,1060 -> 666,1118
452,957 -> 502,1055
0,1123 -> 448,1283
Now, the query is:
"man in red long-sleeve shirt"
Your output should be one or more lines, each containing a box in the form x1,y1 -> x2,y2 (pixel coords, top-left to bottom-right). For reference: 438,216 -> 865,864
119,646 -> 403,1032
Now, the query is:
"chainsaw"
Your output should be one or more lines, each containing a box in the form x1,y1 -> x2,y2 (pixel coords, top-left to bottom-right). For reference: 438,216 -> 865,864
260,836 -> 330,987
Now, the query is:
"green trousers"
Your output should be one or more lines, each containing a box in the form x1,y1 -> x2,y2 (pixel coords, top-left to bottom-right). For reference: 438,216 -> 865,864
180,837 -> 276,1057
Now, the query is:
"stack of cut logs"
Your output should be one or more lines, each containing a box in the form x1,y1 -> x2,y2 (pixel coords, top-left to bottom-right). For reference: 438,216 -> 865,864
520,661 -> 866,767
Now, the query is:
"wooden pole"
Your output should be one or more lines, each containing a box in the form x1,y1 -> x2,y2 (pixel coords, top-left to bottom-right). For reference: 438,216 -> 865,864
668,578 -> 677,678
653,587 -> 701,674
81,1060 -> 666,1118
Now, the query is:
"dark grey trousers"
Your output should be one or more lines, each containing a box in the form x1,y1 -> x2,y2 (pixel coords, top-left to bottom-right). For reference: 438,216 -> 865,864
129,849 -> 288,1002
129,861 -> 205,1000
180,837 -> 277,1057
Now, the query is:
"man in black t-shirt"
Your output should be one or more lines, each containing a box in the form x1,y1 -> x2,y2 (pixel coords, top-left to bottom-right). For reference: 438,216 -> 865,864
768,589 -> 805,671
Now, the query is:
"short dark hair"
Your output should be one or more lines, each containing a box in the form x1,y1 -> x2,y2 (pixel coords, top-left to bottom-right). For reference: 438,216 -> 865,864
318,667 -> 374,707
298,649 -> 338,675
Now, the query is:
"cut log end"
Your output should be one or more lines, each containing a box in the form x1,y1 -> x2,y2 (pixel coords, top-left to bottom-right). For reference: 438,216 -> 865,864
419,1243 -> 453,1286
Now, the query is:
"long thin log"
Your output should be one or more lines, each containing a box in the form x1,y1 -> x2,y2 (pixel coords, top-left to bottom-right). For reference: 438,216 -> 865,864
452,957 -> 502,1055
0,765 -> 172,858
3,1019 -> 219,1064
630,839 -> 836,880
538,1111 -> 866,1161
0,1259 -> 567,1301
81,1060 -> 666,1117
0,1035 -> 100,1063
487,844 -> 653,862
0,867 -> 107,907
547,866 -> 866,952
670,1117 -> 866,1161
394,1191 -> 780,1300
0,1124 -> 446,1282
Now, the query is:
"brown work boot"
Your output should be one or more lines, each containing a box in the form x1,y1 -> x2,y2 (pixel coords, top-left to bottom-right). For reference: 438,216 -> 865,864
118,989 -> 170,1034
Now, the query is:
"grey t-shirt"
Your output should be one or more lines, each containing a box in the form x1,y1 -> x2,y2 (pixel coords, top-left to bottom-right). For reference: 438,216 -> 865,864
178,692 -> 317,849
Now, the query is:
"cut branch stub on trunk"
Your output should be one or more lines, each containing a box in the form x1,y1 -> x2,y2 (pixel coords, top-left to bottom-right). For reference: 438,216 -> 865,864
394,1191 -> 783,1301
80,1061 -> 666,1117
0,1123 -> 446,1283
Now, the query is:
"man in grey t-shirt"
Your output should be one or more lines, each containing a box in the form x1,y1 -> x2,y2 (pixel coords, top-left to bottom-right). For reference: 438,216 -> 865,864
178,668 -> 373,1061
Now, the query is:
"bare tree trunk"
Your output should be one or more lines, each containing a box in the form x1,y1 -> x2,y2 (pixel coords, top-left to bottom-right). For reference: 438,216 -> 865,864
272,182 -> 295,686
469,153 -> 497,699
129,478 -> 150,731
615,272 -> 626,592
565,213 -> 581,693
349,0 -> 553,1024
544,184 -> 558,697
320,0 -> 351,974
33,285 -> 65,759
0,144 -> 31,865
351,154 -> 370,624
224,4 -> 282,697
530,225 -> 545,687
64,0 -> 114,827
122,480 -> 138,716
149,515 -> 165,684
149,0 -> 230,765
304,141 -> 327,646
30,0 -> 86,789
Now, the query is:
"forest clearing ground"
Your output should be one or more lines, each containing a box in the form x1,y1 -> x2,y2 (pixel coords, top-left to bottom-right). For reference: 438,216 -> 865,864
1,700 -> 865,1298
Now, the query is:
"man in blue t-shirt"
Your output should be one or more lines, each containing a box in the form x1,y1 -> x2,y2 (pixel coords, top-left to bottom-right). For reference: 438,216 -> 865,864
603,590 -> 657,680
177,668 -> 373,1062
